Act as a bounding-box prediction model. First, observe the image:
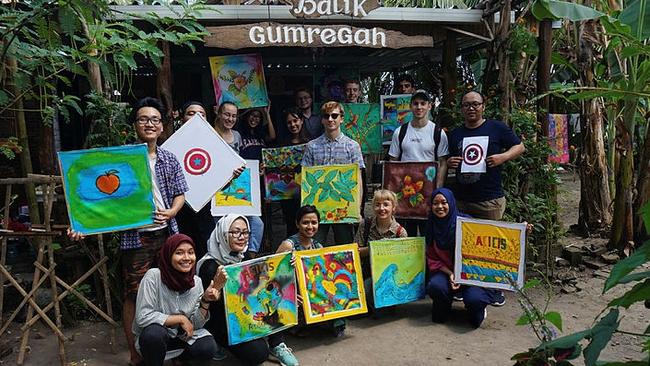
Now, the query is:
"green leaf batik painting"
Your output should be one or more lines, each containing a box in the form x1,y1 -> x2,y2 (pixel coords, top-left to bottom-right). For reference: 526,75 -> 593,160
301,164 -> 361,224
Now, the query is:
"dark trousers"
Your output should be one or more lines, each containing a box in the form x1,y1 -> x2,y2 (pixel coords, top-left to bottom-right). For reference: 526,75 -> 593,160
426,272 -> 492,328
280,199 -> 300,238
139,324 -> 218,366
397,218 -> 427,237
314,223 -> 354,246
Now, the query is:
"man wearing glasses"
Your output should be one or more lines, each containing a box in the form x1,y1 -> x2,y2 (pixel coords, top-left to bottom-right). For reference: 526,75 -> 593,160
447,91 -> 525,221
69,97 -> 188,366
302,101 -> 365,246
294,87 -> 322,138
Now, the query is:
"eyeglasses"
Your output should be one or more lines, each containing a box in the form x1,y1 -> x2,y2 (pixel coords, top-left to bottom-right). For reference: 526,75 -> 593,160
228,230 -> 250,238
136,116 -> 162,125
321,113 -> 341,120
461,102 -> 483,109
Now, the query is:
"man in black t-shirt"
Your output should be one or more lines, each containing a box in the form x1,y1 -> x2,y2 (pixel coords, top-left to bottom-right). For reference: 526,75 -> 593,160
447,91 -> 525,220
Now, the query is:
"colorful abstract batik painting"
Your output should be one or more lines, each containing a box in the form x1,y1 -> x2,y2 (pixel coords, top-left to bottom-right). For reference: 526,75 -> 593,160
370,237 -> 426,308
340,103 -> 382,154
294,244 -> 367,324
209,54 -> 269,109
58,144 -> 154,235
223,252 -> 297,345
301,164 -> 360,224
262,145 -> 305,201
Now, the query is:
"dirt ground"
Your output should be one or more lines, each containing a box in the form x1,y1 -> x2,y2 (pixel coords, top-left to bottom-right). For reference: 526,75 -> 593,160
1,170 -> 647,366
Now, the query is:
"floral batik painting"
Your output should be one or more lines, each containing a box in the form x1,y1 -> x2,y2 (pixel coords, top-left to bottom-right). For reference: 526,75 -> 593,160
382,161 -> 438,220
209,54 -> 269,109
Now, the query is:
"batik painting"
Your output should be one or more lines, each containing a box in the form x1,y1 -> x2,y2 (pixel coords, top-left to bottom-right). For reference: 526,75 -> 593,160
370,237 -> 426,308
211,160 -> 261,216
548,114 -> 569,164
294,244 -> 367,324
382,161 -> 438,220
454,217 -> 527,291
223,252 -> 297,345
301,164 -> 360,224
262,145 -> 305,201
340,103 -> 383,154
380,94 -> 413,143
161,114 -> 245,211
209,54 -> 269,109
58,144 -> 154,234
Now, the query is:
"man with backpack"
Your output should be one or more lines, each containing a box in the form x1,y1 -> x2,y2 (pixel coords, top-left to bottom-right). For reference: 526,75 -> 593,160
387,90 -> 449,236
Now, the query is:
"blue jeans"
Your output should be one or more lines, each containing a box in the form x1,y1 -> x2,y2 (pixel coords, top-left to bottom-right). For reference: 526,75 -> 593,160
426,272 -> 492,328
246,215 -> 264,253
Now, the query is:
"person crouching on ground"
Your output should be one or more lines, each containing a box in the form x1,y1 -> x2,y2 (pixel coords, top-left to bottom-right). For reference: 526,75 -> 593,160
196,214 -> 299,366
425,188 -> 502,328
133,234 -> 222,366
354,190 -> 408,311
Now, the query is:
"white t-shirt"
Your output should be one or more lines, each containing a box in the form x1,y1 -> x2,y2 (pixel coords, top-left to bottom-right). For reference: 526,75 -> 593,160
140,154 -> 167,232
388,121 -> 449,162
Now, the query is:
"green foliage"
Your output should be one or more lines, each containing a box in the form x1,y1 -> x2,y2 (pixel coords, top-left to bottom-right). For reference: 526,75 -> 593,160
499,108 -> 562,259
381,0 -> 480,9
531,0 -> 605,21
514,205 -> 650,365
84,92 -> 135,148
0,0 -> 208,134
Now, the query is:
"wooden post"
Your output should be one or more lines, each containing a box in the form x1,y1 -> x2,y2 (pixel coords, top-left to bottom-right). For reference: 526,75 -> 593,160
537,20 -> 552,136
441,30 -> 457,128
44,183 -> 65,365
7,57 -> 41,227
537,19 -> 555,274
97,235 -> 117,353
0,185 -> 12,323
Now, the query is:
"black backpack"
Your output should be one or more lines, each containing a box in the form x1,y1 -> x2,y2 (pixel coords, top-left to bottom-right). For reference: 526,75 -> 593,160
396,122 -> 443,161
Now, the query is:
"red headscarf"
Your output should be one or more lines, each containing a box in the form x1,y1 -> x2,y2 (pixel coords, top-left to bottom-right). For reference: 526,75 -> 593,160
158,233 -> 196,292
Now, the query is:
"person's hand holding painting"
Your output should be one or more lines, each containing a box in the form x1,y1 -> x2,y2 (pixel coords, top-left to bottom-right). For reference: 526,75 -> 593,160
449,273 -> 460,290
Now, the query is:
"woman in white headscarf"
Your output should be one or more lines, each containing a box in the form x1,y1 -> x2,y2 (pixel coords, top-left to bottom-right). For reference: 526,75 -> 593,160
197,214 -> 298,366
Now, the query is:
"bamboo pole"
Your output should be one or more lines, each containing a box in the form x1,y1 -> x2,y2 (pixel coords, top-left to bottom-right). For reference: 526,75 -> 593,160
0,185 -> 12,323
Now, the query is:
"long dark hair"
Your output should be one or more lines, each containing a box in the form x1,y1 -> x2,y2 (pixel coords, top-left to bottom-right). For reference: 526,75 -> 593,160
282,107 -> 310,145
238,108 -> 266,139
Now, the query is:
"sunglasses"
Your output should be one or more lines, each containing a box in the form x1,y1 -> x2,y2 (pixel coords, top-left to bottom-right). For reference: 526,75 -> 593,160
321,113 -> 341,120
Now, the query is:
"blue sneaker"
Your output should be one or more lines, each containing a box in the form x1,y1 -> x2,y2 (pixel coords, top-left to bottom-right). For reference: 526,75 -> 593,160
270,342 -> 299,366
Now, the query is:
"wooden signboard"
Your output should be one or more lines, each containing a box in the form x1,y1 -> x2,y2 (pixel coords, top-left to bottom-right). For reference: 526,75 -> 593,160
205,23 -> 434,50
289,0 -> 380,18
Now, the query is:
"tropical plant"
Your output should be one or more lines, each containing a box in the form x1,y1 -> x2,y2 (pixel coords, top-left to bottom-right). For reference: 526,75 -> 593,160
532,0 -> 650,253
512,202 -> 650,365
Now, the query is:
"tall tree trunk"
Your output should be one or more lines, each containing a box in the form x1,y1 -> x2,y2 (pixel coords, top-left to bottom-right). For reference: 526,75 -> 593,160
634,125 -> 650,243
7,57 -> 41,226
610,100 -> 636,254
576,19 -> 611,233
496,0 -> 511,122
157,41 -> 173,140
79,14 -> 102,94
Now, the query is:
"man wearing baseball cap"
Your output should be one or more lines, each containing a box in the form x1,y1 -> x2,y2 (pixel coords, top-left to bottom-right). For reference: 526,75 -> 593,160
388,89 -> 449,236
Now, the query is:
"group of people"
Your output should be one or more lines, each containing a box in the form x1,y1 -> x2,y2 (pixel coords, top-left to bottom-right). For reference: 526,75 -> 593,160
67,75 -> 525,366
